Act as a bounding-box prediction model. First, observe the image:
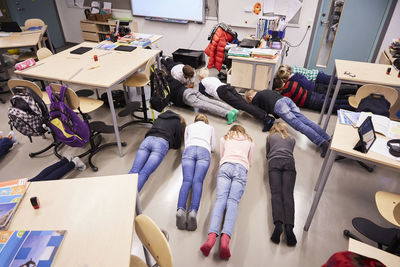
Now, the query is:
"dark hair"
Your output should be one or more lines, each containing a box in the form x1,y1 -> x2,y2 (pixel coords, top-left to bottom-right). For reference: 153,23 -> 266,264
183,65 -> 195,78
273,77 -> 284,90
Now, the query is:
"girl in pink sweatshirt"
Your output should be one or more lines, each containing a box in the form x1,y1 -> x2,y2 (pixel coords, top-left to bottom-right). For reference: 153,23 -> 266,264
200,125 -> 254,259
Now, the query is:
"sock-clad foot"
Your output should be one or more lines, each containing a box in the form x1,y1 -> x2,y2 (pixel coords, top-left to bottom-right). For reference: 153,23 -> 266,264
232,109 -> 239,121
176,208 -> 187,230
285,224 -> 297,246
187,210 -> 197,231
220,233 -> 231,259
320,140 -> 330,158
200,233 -> 217,256
72,157 -> 86,171
226,110 -> 235,125
7,131 -> 18,145
270,221 -> 283,244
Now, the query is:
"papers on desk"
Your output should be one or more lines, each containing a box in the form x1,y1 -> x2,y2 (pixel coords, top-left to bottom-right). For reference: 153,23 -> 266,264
370,137 -> 400,161
228,47 -> 251,57
356,112 -> 400,139
250,48 -> 279,59
0,179 -> 27,230
0,230 -> 66,266
338,109 -> 360,126
0,32 -> 12,37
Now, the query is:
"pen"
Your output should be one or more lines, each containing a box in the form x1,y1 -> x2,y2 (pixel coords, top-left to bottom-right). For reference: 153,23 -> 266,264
69,68 -> 83,79
88,66 -> 100,70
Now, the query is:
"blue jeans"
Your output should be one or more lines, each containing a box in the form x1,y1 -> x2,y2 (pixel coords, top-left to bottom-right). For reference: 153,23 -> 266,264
0,138 -> 13,159
208,162 -> 247,237
129,136 -> 169,191
177,146 -> 211,212
274,97 -> 331,146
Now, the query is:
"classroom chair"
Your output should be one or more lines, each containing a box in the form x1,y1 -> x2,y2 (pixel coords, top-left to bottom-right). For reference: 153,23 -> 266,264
46,83 -> 123,171
121,56 -> 156,124
348,84 -> 399,121
24,18 -> 53,53
131,214 -> 173,267
7,79 -> 63,158
344,191 -> 400,256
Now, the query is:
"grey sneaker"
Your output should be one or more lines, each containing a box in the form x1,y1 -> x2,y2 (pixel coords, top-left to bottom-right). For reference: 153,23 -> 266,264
176,208 -> 187,230
187,210 -> 197,231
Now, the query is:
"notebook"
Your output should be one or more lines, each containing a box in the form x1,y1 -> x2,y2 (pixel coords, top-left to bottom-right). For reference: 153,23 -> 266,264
114,45 -> 136,52
70,47 -> 92,55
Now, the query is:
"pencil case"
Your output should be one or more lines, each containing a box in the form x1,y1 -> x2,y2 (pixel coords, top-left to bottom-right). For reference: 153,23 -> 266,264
15,58 -> 36,71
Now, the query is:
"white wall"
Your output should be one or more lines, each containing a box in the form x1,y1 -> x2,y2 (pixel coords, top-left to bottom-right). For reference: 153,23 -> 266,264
376,0 -> 400,62
55,0 -> 319,66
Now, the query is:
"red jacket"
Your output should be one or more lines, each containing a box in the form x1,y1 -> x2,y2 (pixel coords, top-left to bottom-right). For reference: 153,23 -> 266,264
205,27 -> 234,71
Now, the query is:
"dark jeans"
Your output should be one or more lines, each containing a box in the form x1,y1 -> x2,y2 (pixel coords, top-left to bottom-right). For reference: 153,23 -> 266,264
29,158 -> 75,182
0,138 -> 13,159
162,58 -> 180,72
316,71 -> 338,84
314,83 -> 358,96
308,91 -> 354,113
268,158 -> 296,225
217,85 -> 266,120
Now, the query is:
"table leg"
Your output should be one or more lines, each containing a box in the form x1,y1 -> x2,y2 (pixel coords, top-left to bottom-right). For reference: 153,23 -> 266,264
269,64 -> 276,90
251,62 -> 256,89
318,67 -> 337,125
322,80 -> 342,131
46,29 -> 55,54
106,87 -> 124,157
314,149 -> 331,191
304,150 -> 336,231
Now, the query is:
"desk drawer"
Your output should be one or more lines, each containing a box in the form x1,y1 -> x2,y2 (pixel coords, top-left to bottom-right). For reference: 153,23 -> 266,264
82,31 -> 100,42
80,22 -> 98,32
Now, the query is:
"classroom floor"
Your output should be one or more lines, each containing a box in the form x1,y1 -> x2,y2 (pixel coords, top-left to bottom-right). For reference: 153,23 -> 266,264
0,79 -> 399,266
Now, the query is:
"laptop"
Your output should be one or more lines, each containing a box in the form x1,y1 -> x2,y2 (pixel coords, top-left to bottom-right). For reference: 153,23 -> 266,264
0,22 -> 22,32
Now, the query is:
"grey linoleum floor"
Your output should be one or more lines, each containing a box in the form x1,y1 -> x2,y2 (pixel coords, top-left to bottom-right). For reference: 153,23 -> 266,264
0,79 -> 399,267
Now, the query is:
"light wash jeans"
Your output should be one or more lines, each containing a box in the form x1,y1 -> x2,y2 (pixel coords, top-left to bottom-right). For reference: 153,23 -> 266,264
177,146 -> 211,212
274,97 -> 331,146
208,162 -> 247,237
129,136 -> 169,191
183,89 -> 232,118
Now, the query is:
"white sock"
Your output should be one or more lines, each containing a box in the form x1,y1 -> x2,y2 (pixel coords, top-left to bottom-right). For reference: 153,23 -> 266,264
72,157 -> 86,171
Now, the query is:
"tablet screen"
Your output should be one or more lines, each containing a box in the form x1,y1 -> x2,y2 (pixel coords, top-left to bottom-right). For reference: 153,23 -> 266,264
358,116 -> 376,152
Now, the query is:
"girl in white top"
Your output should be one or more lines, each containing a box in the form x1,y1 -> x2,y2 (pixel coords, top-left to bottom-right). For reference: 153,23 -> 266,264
198,67 -> 225,100
176,114 -> 216,231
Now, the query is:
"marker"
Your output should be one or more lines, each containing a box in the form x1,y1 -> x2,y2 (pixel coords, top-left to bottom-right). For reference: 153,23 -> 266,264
88,65 -> 100,70
387,67 -> 391,75
30,196 -> 40,209
94,55 -> 98,61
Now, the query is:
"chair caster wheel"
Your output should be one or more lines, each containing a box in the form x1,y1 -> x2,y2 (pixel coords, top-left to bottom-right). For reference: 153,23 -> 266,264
343,229 -> 350,238
122,142 -> 127,147
92,167 -> 98,172
29,153 -> 34,158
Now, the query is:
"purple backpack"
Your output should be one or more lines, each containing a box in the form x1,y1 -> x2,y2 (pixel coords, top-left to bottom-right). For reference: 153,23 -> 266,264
46,85 -> 90,147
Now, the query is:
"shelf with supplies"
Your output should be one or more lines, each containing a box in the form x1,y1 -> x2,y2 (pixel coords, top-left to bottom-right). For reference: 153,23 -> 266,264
80,20 -> 138,42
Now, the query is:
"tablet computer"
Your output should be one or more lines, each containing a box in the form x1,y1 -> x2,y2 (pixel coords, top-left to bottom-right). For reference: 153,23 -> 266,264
114,46 -> 136,52
70,47 -> 92,55
357,116 -> 376,153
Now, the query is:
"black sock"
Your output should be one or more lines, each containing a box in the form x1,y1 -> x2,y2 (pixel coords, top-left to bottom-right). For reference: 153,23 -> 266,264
285,224 -> 297,246
270,221 -> 283,244
320,140 -> 330,158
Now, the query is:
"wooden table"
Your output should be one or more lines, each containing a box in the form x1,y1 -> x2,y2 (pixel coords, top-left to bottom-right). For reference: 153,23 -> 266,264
8,174 -> 138,267
228,54 -> 280,90
318,59 -> 400,132
348,238 -> 400,267
304,120 -> 400,231
15,41 -> 162,156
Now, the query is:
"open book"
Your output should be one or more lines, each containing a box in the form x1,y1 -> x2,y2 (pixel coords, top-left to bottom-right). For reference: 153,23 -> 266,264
356,112 -> 400,139
0,179 -> 27,230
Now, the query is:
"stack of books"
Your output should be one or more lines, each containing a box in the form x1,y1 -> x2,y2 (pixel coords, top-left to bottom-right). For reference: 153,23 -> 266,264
227,47 -> 251,57
389,38 -> 400,58
117,34 -> 151,47
250,48 -> 279,59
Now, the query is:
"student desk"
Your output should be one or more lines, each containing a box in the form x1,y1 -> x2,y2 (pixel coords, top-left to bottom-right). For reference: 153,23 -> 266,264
318,59 -> 400,132
304,120 -> 400,231
8,174 -> 138,267
348,238 -> 400,267
14,41 -> 162,156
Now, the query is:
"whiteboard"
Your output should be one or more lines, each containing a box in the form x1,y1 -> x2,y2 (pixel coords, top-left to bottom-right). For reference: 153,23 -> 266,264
131,0 -> 205,23
219,0 -> 262,28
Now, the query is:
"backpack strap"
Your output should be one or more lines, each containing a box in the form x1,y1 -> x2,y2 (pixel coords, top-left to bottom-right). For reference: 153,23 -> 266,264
46,84 -> 67,104
46,85 -> 57,103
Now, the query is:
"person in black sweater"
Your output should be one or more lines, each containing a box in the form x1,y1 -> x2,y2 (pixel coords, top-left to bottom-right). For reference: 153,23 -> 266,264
129,110 -> 186,191
245,89 -> 331,157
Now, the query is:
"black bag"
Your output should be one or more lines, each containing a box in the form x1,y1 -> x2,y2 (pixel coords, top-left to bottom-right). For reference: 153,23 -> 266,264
101,90 -> 126,108
150,67 -> 170,112
356,93 -> 390,118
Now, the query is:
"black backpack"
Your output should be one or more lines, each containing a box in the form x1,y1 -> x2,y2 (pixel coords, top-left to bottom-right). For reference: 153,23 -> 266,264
150,67 -> 170,112
356,93 -> 391,118
8,86 -> 48,142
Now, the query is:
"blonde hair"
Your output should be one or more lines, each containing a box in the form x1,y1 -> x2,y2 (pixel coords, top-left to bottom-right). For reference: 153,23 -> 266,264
276,65 -> 291,82
269,122 -> 292,139
224,125 -> 253,142
197,67 -> 210,79
244,89 -> 257,103
194,113 -> 209,124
